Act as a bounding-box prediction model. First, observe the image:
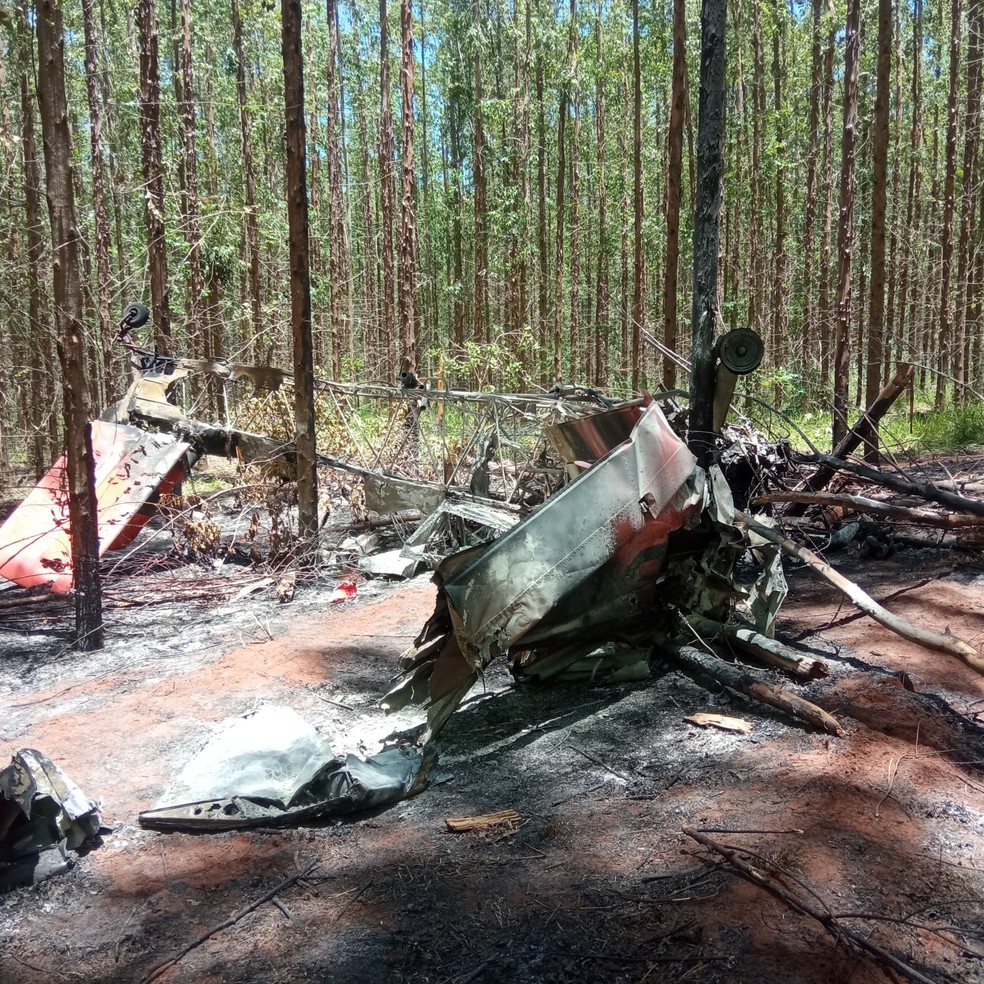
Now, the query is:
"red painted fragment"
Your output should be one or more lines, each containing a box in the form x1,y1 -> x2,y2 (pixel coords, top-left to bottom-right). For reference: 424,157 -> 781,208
0,421 -> 191,593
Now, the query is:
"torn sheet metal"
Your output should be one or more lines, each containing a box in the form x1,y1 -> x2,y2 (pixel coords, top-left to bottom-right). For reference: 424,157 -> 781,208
444,401 -> 699,667
0,749 -> 101,893
385,401 -> 703,738
0,420 -> 192,593
139,706 -> 428,832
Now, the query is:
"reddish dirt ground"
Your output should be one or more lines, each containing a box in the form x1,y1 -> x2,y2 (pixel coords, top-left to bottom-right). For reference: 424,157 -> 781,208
2,547 -> 984,984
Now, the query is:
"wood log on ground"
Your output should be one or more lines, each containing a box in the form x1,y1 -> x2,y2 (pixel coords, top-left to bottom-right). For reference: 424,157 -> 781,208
666,643 -> 844,736
738,512 -> 984,675
786,364 -> 913,516
751,491 -> 984,528
789,453 -> 984,518
689,617 -> 829,680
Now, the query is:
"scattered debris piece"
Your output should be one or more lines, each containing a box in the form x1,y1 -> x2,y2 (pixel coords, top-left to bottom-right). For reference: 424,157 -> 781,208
330,579 -> 358,604
445,809 -> 522,833
0,749 -> 102,892
138,706 -> 429,832
0,421 -> 193,592
683,713 -> 753,734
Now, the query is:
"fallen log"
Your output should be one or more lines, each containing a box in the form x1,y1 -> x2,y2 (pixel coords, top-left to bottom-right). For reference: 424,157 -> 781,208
789,453 -> 984,519
786,364 -> 913,516
751,491 -> 984,529
689,617 -> 829,680
665,643 -> 844,736
738,512 -> 984,675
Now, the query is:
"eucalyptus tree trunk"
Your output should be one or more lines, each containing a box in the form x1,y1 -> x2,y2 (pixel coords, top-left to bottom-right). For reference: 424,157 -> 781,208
801,0 -> 822,362
282,0 -> 318,541
631,0 -> 643,391
36,0 -> 104,650
380,0 -> 397,372
567,0 -> 581,379
473,0 -> 488,347
864,0 -> 892,461
594,0 -> 609,386
935,0 -> 962,409
398,0 -> 418,368
137,0 -> 171,352
771,0 -> 788,391
898,0 -> 923,392
832,0 -> 860,446
536,24 -> 549,380
690,0 -> 727,467
956,0 -> 982,401
81,0 -> 115,404
327,0 -> 350,377
20,46 -> 56,479
179,0 -> 205,364
663,0 -> 686,391
231,0 -> 262,363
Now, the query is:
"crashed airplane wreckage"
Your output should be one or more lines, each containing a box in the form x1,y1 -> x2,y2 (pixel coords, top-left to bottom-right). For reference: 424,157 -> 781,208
1,304 -> 981,750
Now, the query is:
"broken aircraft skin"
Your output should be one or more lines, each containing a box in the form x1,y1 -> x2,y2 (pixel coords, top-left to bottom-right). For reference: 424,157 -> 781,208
384,399 -> 789,743
0,749 -> 102,893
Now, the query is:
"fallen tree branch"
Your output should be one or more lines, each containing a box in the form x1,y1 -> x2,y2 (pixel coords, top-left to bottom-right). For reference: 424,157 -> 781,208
738,512 -> 984,676
682,827 -> 943,984
751,491 -> 984,529
689,617 -> 828,680
140,860 -> 318,983
786,365 -> 914,516
789,454 -> 984,519
666,644 -> 844,736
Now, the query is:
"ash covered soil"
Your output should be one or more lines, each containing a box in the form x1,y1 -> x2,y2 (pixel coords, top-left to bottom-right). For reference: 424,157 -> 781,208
2,527 -> 984,983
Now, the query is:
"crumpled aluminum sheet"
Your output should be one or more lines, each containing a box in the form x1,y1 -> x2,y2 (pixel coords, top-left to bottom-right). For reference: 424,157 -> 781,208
139,706 -> 428,832
443,401 -> 699,667
0,749 -> 101,892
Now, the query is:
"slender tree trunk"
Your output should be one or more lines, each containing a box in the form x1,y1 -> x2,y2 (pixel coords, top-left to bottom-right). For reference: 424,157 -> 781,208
567,0 -> 581,379
936,0 -> 962,408
398,0 -> 418,367
801,0 -> 822,360
771,0 -> 788,393
20,41 -> 56,478
231,0 -> 262,363
832,0 -> 861,446
631,0 -> 643,391
137,0 -> 171,352
36,0 -> 104,649
473,0 -> 488,348
594,0 -> 608,386
817,18 -> 835,384
282,0 -> 318,540
380,0 -> 397,373
663,0 -> 686,391
81,0 -> 115,404
690,0 -> 727,466
536,23 -> 549,381
956,0 -> 982,401
864,0 -> 892,460
179,0 -> 205,364
327,0 -> 350,377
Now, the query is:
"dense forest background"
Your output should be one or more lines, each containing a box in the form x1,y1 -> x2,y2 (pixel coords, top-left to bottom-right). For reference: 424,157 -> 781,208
0,0 -> 982,476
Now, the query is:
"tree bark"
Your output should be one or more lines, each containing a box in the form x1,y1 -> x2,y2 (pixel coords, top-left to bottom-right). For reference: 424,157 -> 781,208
281,0 -> 318,541
36,0 -> 104,650
398,0 -> 418,368
936,0 -> 962,408
137,0 -> 171,352
631,0 -> 643,392
663,0 -> 686,391
690,0 -> 727,466
832,0 -> 860,446
380,0 -> 397,373
864,0 -> 892,462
